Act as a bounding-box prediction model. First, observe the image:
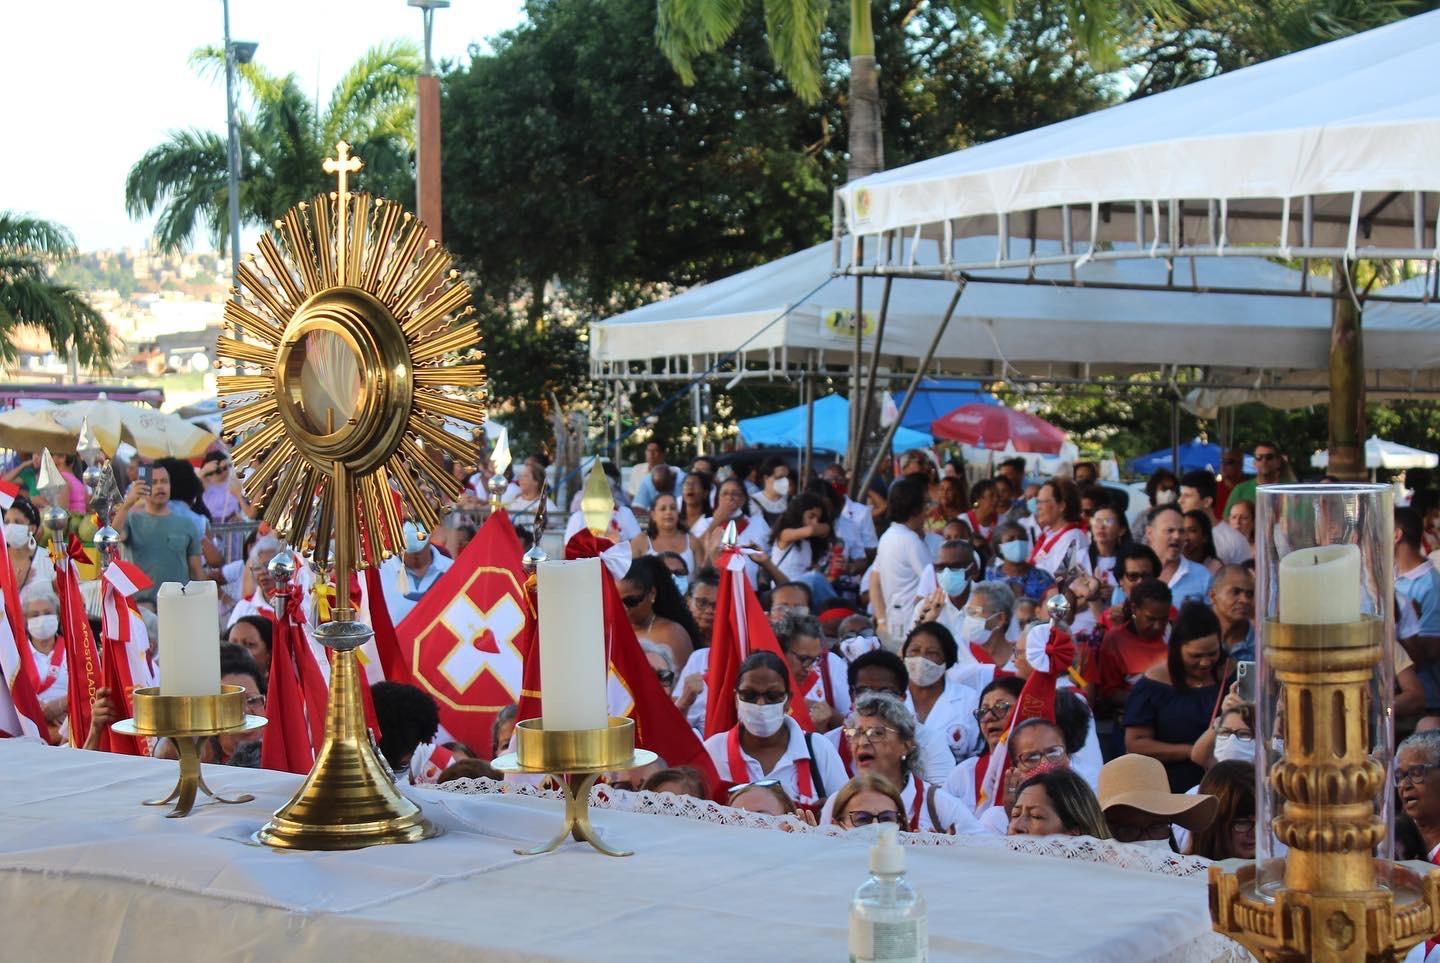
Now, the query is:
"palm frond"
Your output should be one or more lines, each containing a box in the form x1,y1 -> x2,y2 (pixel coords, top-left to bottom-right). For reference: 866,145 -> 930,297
123,129 -> 230,251
188,44 -> 294,106
323,40 -> 420,147
0,212 -> 77,260
656,0 -> 752,85
0,277 -> 113,368
763,0 -> 829,103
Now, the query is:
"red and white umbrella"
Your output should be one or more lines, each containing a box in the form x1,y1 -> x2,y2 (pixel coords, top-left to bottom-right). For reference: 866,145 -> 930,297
931,403 -> 1067,454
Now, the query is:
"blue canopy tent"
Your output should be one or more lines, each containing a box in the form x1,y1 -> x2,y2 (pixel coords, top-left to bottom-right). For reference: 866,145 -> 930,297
899,378 -> 999,433
739,394 -> 931,456
1128,439 -> 1254,475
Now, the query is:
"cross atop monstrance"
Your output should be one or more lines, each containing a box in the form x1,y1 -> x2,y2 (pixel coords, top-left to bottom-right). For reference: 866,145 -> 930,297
322,141 -> 363,285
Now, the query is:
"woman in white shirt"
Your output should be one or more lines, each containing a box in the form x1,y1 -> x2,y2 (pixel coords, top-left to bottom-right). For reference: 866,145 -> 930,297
1030,479 -> 1091,577
901,622 -> 982,763
702,651 -> 848,807
874,478 -> 932,647
4,496 -> 54,592
820,691 -> 982,834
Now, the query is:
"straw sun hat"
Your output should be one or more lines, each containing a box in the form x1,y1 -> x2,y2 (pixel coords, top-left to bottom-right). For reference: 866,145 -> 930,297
1098,754 -> 1219,832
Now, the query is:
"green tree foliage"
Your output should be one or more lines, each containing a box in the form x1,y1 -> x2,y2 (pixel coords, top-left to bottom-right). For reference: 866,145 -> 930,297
125,42 -> 420,253
0,213 -> 113,368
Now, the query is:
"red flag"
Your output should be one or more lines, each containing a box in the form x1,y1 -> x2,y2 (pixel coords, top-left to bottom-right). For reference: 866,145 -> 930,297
398,512 -> 533,757
97,560 -> 155,755
55,555 -> 101,747
364,565 -> 411,685
975,624 -> 1075,814
555,531 -> 721,792
703,548 -> 812,739
0,527 -> 48,741
260,588 -> 324,773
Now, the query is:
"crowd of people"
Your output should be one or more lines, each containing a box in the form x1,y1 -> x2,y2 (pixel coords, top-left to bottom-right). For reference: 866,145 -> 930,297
12,433 -> 1440,861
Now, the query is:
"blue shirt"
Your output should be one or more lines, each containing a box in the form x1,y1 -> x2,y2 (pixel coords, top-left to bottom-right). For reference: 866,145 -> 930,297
1398,562 -> 1440,636
633,467 -> 686,510
1167,557 -> 1213,608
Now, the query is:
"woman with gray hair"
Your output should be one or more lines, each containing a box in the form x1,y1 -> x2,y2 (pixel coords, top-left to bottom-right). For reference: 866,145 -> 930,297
20,579 -> 67,732
959,580 -> 1017,674
1396,728 -> 1440,861
820,691 -> 983,834
639,639 -> 677,691
226,532 -> 284,628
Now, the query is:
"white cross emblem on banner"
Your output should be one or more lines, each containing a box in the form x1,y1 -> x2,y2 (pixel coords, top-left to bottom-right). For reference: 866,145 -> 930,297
438,593 -> 526,695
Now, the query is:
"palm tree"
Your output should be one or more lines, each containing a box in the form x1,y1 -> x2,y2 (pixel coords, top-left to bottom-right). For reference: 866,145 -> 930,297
0,213 -> 113,368
657,0 -> 1175,181
125,41 -> 421,253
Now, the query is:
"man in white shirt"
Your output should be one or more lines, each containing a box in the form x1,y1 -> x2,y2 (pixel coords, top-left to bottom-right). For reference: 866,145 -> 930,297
378,521 -> 453,624
626,440 -> 668,498
909,539 -> 979,636
1178,470 -> 1249,565
874,477 -> 932,649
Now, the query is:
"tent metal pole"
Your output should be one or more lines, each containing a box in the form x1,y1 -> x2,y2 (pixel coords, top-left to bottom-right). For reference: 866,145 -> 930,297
852,275 -> 894,498
848,240 -> 865,475
803,358 -> 815,483
857,280 -> 967,497
1170,396 -> 1180,474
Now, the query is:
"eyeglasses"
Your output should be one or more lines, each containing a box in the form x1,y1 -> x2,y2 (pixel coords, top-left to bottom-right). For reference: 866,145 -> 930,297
1396,764 -> 1440,786
728,778 -> 783,798
1231,819 -> 1256,834
1120,569 -> 1149,581
737,690 -> 787,705
792,653 -> 820,673
621,594 -> 646,608
843,725 -> 898,743
1215,728 -> 1255,742
1016,745 -> 1067,768
844,809 -> 902,827
1093,517 -> 1117,528
973,701 -> 1013,722
244,694 -> 266,711
1110,820 -> 1173,843
690,596 -> 716,611
654,669 -> 676,688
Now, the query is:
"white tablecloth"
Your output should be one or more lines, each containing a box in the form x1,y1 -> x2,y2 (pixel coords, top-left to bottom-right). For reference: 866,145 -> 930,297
0,742 -> 1234,961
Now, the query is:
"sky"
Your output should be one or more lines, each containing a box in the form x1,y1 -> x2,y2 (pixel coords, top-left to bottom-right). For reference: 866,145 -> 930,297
0,0 -> 528,253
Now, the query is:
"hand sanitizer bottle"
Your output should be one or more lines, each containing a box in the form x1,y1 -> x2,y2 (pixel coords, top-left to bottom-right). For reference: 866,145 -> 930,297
849,823 -> 927,963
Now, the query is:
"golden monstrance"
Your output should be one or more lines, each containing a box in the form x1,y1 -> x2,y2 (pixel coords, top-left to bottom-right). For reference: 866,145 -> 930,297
217,141 -> 485,850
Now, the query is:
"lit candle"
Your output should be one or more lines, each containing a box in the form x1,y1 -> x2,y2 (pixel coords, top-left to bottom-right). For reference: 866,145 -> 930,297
158,581 -> 220,696
536,558 -> 609,731
1278,544 -> 1361,624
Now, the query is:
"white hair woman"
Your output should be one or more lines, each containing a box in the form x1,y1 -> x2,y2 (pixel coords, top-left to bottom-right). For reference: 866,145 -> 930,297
226,533 -> 284,628
820,692 -> 982,834
20,580 -> 66,736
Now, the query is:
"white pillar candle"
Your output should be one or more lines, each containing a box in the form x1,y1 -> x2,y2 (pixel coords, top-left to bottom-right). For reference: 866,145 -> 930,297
536,558 -> 609,731
1278,544 -> 1362,624
158,580 -> 220,696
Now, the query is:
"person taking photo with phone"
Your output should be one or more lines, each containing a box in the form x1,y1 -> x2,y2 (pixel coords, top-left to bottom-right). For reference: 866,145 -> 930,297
110,463 -> 211,605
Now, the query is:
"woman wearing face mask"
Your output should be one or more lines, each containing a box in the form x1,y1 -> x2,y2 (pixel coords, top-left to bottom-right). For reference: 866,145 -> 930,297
942,676 -> 1025,813
821,692 -> 981,833
703,650 -> 848,807
987,520 -> 1053,605
949,581 -> 1015,686
20,581 -> 67,740
5,496 -> 54,592
1123,601 -> 1226,793
751,456 -> 791,526
1145,469 -> 1179,509
631,493 -> 703,575
1189,695 -> 1255,771
901,622 -> 982,764
618,556 -> 699,667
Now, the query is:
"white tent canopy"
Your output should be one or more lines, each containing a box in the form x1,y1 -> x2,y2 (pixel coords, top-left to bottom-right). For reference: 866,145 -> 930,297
590,238 -> 1440,396
835,12 -> 1440,275
1310,436 -> 1439,470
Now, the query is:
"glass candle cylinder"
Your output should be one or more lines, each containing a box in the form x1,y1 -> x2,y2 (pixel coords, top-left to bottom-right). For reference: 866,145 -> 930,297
1253,484 -> 1395,900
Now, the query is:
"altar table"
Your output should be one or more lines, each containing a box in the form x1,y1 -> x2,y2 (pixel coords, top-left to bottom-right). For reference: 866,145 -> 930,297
0,742 -> 1238,961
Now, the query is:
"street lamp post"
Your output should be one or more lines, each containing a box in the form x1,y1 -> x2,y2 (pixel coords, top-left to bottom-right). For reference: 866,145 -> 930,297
222,0 -> 256,298
409,0 -> 448,244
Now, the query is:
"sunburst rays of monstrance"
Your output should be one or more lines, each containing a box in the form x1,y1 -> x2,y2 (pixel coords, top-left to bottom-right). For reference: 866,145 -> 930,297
217,142 -> 484,849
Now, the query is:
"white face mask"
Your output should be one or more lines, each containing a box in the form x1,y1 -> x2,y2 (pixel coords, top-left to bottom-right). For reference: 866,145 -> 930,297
1154,489 -> 1177,505
4,522 -> 30,549
735,698 -> 788,738
27,614 -> 58,641
904,655 -> 946,687
1212,734 -> 1255,763
772,476 -> 790,497
958,613 -> 993,645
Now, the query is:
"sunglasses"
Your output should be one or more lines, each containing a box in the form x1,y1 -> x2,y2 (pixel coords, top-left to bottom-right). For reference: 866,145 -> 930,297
728,778 -> 784,799
844,809 -> 902,827
654,669 -> 676,688
621,594 -> 647,608
973,701 -> 1013,722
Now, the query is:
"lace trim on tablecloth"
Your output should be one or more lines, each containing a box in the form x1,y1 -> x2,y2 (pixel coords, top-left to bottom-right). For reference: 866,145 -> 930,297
433,777 -> 1215,878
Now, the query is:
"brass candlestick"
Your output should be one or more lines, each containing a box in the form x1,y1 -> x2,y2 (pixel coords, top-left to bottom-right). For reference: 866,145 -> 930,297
1209,484 -> 1440,961
491,717 -> 655,857
113,685 -> 266,818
